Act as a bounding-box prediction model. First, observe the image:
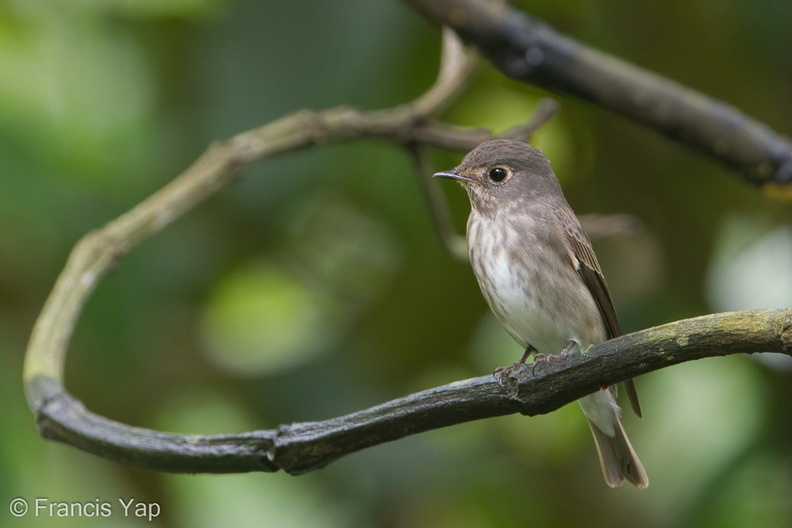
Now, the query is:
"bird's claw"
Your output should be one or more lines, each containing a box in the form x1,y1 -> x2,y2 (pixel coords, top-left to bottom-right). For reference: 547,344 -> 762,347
530,348 -> 569,375
492,361 -> 526,386
492,361 -> 525,397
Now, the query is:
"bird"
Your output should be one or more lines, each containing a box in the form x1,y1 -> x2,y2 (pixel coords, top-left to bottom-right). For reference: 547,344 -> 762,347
434,139 -> 648,487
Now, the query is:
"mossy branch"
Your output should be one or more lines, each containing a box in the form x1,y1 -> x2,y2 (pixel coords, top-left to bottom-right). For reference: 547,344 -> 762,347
27,311 -> 792,474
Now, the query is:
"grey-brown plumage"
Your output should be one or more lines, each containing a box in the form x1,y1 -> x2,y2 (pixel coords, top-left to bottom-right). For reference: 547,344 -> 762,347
434,139 -> 648,488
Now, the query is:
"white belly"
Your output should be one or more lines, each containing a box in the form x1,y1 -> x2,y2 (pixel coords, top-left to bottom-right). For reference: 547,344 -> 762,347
468,211 -> 604,356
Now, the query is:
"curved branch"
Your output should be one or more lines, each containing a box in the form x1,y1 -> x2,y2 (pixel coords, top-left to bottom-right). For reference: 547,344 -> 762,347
23,30 -> 486,399
21,30 -> 551,472
403,0 -> 792,191
29,310 -> 791,474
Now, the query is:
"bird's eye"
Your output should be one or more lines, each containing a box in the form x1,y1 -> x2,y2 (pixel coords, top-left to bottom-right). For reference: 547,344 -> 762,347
488,167 -> 508,182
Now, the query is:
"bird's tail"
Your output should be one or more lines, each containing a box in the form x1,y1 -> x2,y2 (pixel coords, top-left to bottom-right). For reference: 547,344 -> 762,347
579,390 -> 648,488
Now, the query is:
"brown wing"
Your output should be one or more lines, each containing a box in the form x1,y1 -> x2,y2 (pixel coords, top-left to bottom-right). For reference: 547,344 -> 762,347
563,218 -> 642,418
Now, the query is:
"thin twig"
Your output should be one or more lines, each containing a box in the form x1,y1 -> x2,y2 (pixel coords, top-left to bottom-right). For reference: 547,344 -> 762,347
408,143 -> 469,260
502,98 -> 560,141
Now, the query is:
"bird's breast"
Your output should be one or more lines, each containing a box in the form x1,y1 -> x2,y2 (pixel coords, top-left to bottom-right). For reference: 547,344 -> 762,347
466,210 -> 603,355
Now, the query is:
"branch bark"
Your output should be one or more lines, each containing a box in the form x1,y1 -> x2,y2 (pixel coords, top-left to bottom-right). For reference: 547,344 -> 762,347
28,310 -> 792,474
402,0 -> 792,192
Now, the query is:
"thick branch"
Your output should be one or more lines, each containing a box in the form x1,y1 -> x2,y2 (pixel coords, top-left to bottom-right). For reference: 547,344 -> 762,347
403,0 -> 792,190
29,310 -> 791,474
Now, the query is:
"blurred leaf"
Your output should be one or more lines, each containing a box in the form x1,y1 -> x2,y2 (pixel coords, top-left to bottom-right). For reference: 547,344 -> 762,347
0,4 -> 156,187
199,261 -> 335,376
706,213 -> 792,311
284,192 -> 401,303
689,450 -> 792,528
640,358 -> 767,524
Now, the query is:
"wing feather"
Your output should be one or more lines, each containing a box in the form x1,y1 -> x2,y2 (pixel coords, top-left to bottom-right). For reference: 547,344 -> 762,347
563,214 -> 642,418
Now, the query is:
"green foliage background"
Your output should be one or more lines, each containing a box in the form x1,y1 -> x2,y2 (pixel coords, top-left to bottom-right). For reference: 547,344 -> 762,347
2,1 -> 791,526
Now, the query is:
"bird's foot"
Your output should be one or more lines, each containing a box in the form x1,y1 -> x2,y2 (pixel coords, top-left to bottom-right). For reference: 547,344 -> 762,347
530,340 -> 575,375
530,353 -> 555,375
493,361 -> 526,384
492,361 -> 525,397
492,346 -> 536,396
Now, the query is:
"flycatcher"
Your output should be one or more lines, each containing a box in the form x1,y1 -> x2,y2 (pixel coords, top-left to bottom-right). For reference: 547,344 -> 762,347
434,139 -> 648,488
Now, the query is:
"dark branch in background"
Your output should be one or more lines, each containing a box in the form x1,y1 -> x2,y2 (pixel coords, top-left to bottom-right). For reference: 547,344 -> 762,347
28,310 -> 792,474
403,0 -> 792,191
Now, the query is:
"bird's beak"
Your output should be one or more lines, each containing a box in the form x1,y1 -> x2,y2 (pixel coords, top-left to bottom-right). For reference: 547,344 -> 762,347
433,169 -> 477,185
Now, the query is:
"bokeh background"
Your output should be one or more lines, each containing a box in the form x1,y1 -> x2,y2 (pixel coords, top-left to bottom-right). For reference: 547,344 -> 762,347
2,0 -> 791,526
